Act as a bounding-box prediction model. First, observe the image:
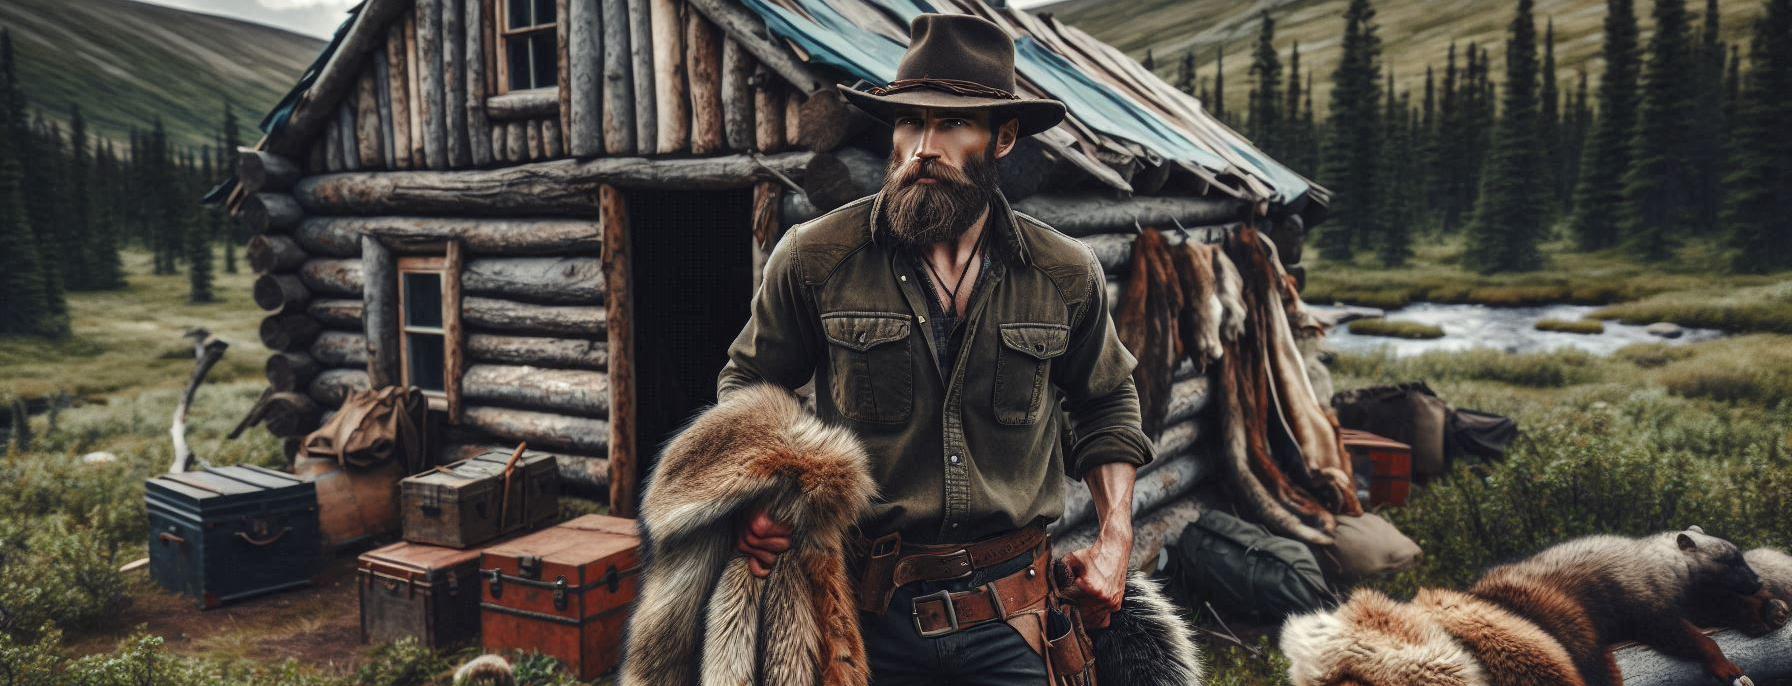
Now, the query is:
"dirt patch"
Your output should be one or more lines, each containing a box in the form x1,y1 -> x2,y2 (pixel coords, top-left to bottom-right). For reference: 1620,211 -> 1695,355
69,555 -> 368,675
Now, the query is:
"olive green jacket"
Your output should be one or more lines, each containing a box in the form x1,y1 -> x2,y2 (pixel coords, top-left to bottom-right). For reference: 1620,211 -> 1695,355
716,190 -> 1155,544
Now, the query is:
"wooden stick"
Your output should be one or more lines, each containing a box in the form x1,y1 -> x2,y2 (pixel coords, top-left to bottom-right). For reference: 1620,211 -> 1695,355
542,116 -> 565,158
526,119 -> 543,160
721,37 -> 754,151
445,239 -> 465,422
417,0 -> 446,169
295,152 -> 817,215
784,89 -> 801,149
499,440 -> 528,526
568,0 -> 601,157
387,18 -> 413,169
230,386 -> 279,438
443,0 -> 469,167
754,67 -> 785,153
465,0 -> 493,166
507,121 -> 528,161
558,0 -> 572,145
491,123 -> 509,163
363,236 -> 400,388
601,0 -> 636,155
628,0 -> 656,154
487,90 -> 560,120
170,332 -> 229,473
406,11 -> 426,166
651,0 -> 687,153
601,184 -> 636,517
683,0 -> 824,93
374,48 -> 396,168
355,69 -> 383,168
685,11 -> 723,155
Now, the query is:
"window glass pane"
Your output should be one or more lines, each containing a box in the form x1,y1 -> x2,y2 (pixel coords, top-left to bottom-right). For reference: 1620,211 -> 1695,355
508,0 -> 529,29
531,34 -> 557,89
508,35 -> 533,89
407,332 -> 446,392
536,0 -> 556,24
403,273 -> 443,328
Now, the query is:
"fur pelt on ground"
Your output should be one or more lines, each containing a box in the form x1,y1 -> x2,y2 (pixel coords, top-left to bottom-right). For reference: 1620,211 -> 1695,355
617,382 -> 876,686
1282,527 -> 1776,686
451,654 -> 516,686
1093,572 -> 1208,686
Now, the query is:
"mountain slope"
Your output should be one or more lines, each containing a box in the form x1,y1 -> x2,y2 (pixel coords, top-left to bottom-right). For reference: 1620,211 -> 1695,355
0,0 -> 326,149
1036,0 -> 1759,120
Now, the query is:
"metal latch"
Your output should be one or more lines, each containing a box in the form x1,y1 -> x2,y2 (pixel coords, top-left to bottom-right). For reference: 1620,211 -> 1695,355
553,575 -> 569,611
518,555 -> 542,579
484,568 -> 503,598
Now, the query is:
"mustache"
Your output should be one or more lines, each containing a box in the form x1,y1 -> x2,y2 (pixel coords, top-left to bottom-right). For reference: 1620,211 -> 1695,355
890,157 -> 975,189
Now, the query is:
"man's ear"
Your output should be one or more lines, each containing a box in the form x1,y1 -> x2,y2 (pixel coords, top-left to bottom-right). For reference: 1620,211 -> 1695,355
993,117 -> 1020,159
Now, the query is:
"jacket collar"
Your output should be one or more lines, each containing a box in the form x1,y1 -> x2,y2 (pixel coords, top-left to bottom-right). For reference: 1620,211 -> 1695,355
867,188 -> 1032,267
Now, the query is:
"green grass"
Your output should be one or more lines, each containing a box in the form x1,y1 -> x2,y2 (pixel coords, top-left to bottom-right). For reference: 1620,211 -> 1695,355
1534,318 -> 1605,334
1591,281 -> 1792,334
1346,318 -> 1445,339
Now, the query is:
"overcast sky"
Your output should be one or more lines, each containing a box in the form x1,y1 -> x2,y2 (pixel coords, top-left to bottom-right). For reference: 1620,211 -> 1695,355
137,0 -> 1058,40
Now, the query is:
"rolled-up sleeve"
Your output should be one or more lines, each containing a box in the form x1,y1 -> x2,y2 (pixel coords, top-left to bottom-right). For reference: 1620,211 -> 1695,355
1052,250 -> 1156,480
717,234 -> 820,402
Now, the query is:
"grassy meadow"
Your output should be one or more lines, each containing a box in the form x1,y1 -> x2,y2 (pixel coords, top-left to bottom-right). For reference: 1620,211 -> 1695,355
3,244 -> 1791,684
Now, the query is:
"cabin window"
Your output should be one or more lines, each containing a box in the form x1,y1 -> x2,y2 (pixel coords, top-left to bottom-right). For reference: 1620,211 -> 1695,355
499,0 -> 558,93
397,249 -> 463,419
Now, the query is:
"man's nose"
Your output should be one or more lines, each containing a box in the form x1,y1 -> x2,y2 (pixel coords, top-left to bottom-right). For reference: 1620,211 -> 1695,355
913,125 -> 944,161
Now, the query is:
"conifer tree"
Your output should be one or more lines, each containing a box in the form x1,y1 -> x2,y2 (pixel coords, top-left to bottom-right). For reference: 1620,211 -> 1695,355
1378,78 -> 1415,266
89,139 -> 123,289
1689,0 -> 1726,227
1419,65 -> 1438,228
1435,44 -> 1464,231
221,102 -> 242,274
1143,49 -> 1156,72
1724,44 -> 1741,128
1539,19 -> 1563,223
1725,0 -> 1792,272
0,29 -> 52,337
1467,0 -> 1547,272
25,114 -> 68,328
1569,0 -> 1640,250
1622,0 -> 1699,260
1249,11 -> 1283,156
65,106 -> 93,290
1176,49 -> 1198,96
1285,42 -> 1306,171
189,146 -> 214,303
1562,69 -> 1591,208
1317,0 -> 1383,261
1304,73 -> 1320,175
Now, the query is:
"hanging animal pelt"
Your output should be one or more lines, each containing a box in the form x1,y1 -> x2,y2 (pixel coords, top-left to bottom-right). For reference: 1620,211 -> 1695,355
1170,241 -> 1223,369
617,382 -> 876,686
1115,228 -> 1183,439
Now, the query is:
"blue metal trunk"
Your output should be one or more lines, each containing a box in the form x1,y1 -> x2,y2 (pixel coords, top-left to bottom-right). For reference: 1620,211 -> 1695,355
146,464 -> 323,609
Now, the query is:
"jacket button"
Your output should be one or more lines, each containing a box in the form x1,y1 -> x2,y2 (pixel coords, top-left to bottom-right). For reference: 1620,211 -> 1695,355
948,454 -> 960,464
900,274 -> 908,282
1035,343 -> 1045,352
858,332 -> 867,344
918,316 -> 926,324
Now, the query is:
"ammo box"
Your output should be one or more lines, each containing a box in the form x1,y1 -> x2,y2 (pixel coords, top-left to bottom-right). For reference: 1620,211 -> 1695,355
146,465 -> 322,608
358,539 -> 489,649
401,450 -> 559,548
479,514 -> 640,680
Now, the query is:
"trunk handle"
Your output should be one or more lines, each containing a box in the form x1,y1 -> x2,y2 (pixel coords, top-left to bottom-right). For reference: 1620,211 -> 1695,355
235,527 -> 292,546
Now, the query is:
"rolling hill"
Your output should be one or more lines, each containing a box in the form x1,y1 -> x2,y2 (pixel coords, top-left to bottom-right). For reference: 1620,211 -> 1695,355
0,0 -> 326,149
1035,0 -> 1762,121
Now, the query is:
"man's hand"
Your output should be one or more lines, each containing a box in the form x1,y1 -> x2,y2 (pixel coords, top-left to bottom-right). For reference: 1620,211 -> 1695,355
1060,529 -> 1131,628
736,509 -> 793,578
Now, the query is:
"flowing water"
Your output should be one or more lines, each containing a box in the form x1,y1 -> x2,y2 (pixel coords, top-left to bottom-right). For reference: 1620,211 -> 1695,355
1325,302 -> 1725,357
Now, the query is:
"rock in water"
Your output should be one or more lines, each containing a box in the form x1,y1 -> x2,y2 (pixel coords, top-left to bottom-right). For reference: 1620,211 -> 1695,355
1646,322 -> 1684,339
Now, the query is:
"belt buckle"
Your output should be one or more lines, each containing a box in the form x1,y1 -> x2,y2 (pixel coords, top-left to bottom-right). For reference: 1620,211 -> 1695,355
913,589 -> 960,638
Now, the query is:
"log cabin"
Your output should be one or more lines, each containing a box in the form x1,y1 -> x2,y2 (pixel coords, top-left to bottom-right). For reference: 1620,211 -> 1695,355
217,0 -> 1327,528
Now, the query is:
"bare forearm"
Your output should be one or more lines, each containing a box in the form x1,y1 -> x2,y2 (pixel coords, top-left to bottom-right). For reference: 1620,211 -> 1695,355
1086,461 -> 1136,555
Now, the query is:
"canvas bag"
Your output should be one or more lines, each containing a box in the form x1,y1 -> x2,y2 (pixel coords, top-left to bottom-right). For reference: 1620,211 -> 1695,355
1164,510 -> 1337,625
1317,513 -> 1423,582
1331,382 -> 1449,478
302,385 -> 427,474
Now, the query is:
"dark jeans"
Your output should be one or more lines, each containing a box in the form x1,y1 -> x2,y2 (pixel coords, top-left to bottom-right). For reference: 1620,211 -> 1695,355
860,549 -> 1048,685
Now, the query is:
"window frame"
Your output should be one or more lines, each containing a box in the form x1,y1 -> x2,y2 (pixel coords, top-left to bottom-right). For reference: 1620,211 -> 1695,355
495,0 -> 560,95
394,242 -> 463,421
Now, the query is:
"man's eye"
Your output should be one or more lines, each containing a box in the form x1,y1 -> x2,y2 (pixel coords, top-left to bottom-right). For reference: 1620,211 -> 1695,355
943,119 -> 966,128
896,117 -> 922,127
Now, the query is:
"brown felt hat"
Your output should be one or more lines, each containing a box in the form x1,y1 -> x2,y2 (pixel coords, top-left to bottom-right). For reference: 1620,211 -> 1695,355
838,13 -> 1067,137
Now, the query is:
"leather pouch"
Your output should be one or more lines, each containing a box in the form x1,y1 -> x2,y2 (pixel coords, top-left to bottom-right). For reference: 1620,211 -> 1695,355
1046,560 -> 1099,686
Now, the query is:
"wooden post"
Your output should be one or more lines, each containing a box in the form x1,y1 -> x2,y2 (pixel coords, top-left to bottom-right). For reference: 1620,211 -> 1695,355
754,67 -> 785,153
406,12 -> 427,166
444,240 -> 464,422
526,120 -> 543,160
507,120 -> 529,161
543,117 -> 565,158
683,0 -> 825,93
466,0 -> 493,166
784,90 -> 801,149
336,102 -> 359,171
242,193 -> 304,234
356,69 -> 383,168
685,11 -> 723,155
238,151 -> 302,193
601,0 -> 636,155
363,236 -> 400,388
568,0 -> 602,157
628,0 -> 656,154
557,0 -> 572,144
374,48 -> 396,167
721,38 -> 755,152
651,0 -> 688,156
387,18 -> 413,169
600,184 -> 636,517
248,235 -> 308,273
491,123 -> 509,163
417,0 -> 447,169
444,0 -> 469,168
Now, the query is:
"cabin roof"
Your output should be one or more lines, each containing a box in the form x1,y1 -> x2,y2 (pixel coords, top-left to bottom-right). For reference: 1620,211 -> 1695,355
225,0 -> 1326,223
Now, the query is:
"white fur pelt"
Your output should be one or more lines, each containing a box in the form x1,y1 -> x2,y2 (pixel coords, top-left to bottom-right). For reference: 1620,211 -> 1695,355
617,382 -> 876,686
1213,248 -> 1247,344
1282,588 -> 1490,686
1094,572 -> 1207,686
452,654 -> 515,686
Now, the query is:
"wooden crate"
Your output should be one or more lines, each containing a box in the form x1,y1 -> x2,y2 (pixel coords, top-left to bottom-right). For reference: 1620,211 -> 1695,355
479,514 -> 640,680
401,450 -> 559,548
359,540 -> 487,649
1341,429 -> 1413,507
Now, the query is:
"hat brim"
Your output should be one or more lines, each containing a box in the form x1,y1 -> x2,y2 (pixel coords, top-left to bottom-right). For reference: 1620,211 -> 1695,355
837,85 -> 1067,138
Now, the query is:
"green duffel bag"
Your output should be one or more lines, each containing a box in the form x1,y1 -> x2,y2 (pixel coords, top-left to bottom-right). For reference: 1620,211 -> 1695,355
1157,510 -> 1339,626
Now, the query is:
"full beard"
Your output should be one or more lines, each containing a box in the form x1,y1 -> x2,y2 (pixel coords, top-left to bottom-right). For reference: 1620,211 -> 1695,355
878,145 -> 1001,248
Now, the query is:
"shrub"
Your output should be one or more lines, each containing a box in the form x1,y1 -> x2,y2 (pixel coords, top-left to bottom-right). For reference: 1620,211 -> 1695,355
1534,318 -> 1606,334
1591,281 -> 1792,334
1615,342 -> 1697,369
1656,336 -> 1792,405
1347,319 -> 1445,339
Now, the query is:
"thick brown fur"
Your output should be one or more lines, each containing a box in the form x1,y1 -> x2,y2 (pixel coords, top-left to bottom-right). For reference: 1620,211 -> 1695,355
1284,528 -> 1774,686
1282,588 -> 1489,686
618,382 -> 876,686
1115,228 -> 1182,439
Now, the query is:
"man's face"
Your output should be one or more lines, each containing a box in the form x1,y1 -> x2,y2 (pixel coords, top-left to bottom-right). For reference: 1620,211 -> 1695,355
878,108 -> 1019,248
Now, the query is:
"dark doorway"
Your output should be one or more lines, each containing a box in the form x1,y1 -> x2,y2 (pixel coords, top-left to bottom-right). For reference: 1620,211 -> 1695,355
629,188 -> 756,482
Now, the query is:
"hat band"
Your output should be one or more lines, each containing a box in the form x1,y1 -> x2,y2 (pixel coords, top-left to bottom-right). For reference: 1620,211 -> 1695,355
866,77 -> 1020,101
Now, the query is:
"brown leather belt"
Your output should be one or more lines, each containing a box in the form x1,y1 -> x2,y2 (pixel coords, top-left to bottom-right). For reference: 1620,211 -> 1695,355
910,542 -> 1050,638
851,523 -> 1049,615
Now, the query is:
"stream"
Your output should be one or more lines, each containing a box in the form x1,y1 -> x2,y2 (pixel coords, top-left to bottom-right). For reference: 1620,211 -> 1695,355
1325,302 -> 1725,357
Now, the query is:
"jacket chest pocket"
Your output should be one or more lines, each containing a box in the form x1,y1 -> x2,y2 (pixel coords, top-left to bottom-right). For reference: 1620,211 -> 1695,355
993,322 -> 1069,425
821,312 -> 915,423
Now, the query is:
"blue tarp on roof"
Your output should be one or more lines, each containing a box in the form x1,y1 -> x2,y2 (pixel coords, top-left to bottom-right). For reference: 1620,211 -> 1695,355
740,0 -> 1314,207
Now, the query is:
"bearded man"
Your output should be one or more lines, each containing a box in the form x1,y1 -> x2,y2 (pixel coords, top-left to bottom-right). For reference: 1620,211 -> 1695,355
716,13 -> 1154,684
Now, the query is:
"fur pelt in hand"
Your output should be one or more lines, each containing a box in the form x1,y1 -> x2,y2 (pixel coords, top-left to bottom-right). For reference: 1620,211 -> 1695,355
1093,572 -> 1208,686
617,382 -> 876,686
